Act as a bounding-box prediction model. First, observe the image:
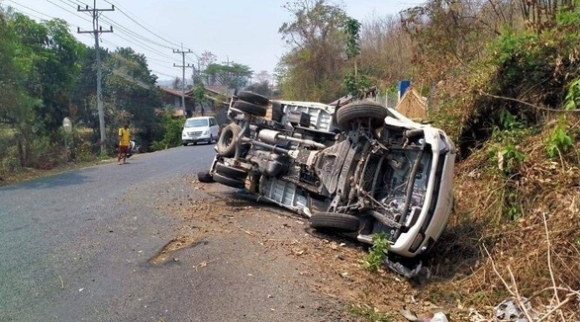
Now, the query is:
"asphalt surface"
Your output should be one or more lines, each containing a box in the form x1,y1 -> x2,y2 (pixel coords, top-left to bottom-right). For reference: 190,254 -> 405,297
0,145 -> 347,322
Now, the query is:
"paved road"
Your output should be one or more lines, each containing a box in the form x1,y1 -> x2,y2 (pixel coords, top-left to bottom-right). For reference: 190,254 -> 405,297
0,145 -> 347,322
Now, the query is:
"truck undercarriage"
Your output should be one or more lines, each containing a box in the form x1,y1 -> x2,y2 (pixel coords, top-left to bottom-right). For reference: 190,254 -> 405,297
200,92 -> 455,262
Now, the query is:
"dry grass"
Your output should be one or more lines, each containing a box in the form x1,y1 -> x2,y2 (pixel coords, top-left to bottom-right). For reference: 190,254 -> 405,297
420,118 -> 580,320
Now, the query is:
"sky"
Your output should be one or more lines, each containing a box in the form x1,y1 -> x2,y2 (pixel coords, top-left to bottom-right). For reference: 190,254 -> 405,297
5,0 -> 421,83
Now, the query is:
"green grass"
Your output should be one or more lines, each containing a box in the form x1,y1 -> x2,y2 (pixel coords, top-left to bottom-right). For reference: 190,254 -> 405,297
350,305 -> 394,322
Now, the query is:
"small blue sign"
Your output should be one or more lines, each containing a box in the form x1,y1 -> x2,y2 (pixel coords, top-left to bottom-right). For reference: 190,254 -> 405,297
399,80 -> 411,99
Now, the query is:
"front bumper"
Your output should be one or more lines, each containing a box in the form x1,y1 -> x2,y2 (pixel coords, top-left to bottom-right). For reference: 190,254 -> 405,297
182,134 -> 211,143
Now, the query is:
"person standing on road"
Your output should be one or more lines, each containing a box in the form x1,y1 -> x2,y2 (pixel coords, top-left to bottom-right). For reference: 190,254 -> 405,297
118,123 -> 131,165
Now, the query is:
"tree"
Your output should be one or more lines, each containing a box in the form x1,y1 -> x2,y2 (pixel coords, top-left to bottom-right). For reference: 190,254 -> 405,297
357,14 -> 412,89
343,17 -> 370,96
192,82 -> 208,115
104,47 -> 162,151
7,13 -> 85,135
203,62 -> 253,89
191,50 -> 218,85
255,70 -> 271,84
172,76 -> 181,90
1,9 -> 86,166
277,0 -> 348,102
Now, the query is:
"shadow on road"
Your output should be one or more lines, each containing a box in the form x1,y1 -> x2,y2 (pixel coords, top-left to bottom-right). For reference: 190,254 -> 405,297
0,168 -> 95,191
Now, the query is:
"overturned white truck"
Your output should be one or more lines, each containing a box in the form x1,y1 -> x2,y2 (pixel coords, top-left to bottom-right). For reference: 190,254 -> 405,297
199,91 -> 455,259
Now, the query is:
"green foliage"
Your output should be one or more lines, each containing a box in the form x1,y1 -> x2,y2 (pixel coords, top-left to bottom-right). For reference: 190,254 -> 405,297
343,71 -> 370,96
503,189 -> 522,221
498,144 -> 525,174
203,62 -> 253,89
350,305 -> 394,322
344,17 -> 361,60
362,232 -> 389,273
564,78 -> 580,111
546,122 -> 573,158
151,112 -> 184,151
488,114 -> 528,176
0,6 -> 168,169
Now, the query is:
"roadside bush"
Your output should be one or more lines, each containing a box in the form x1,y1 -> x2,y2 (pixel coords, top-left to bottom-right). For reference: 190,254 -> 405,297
361,232 -> 389,273
151,112 -> 184,151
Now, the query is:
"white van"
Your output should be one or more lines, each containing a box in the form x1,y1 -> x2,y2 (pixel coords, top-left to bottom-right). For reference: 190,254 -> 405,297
182,116 -> 220,146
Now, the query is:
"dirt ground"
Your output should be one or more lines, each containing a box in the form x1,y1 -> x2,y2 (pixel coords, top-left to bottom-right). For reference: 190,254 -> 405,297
155,172 -> 491,322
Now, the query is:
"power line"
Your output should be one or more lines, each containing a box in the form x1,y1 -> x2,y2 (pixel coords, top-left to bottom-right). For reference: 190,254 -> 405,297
98,38 -> 175,66
151,70 -> 178,79
46,0 -> 90,22
102,0 -> 183,48
101,16 -> 174,50
7,0 -> 54,20
49,0 -> 180,63
7,2 -> 173,86
107,30 -> 175,59
14,0 -> 184,81
50,0 -> 173,57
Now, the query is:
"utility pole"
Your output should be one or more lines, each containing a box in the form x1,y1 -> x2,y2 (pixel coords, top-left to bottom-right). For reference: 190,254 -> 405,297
78,1 -> 114,154
173,45 -> 194,118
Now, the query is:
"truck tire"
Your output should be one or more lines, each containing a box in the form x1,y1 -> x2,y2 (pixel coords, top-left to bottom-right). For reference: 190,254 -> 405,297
215,163 -> 247,179
213,173 -> 245,189
336,100 -> 389,131
236,91 -> 270,106
216,123 -> 242,157
310,212 -> 360,233
233,100 -> 267,117
197,171 -> 214,183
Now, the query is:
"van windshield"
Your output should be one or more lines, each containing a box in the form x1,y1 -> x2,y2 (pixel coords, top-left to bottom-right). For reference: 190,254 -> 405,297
184,119 -> 208,128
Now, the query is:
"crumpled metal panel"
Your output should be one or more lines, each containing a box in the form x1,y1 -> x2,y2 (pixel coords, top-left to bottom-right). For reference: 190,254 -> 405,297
261,177 -> 308,212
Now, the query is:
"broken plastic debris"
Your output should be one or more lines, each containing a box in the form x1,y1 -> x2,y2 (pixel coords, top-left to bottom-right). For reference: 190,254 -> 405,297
430,312 -> 449,322
494,298 -> 533,322
399,306 -> 418,321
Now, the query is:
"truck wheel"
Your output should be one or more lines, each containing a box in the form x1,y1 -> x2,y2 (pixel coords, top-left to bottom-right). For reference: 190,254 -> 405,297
310,212 -> 360,233
213,173 -> 245,189
197,171 -> 214,183
236,91 -> 270,106
233,100 -> 267,117
216,123 -> 242,157
215,163 -> 247,179
336,100 -> 389,131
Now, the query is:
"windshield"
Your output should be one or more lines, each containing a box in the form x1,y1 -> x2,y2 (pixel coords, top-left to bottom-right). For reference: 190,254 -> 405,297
185,119 -> 208,128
